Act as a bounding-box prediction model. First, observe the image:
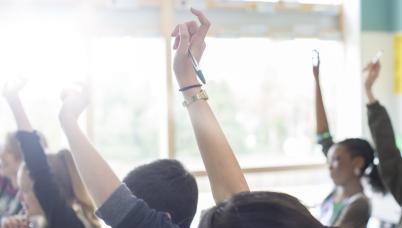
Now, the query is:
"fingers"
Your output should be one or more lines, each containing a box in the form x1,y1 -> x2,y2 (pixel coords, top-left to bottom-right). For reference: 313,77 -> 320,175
186,20 -> 199,36
171,25 -> 180,50
3,77 -> 28,94
177,24 -> 191,55
172,9 -> 210,50
191,8 -> 211,40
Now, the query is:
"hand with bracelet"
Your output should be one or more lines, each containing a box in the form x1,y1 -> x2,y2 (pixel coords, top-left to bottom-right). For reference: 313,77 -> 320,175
171,9 -> 249,204
172,8 -> 209,98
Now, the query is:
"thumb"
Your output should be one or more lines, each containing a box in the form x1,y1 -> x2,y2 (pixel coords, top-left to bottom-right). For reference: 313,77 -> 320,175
177,24 -> 190,55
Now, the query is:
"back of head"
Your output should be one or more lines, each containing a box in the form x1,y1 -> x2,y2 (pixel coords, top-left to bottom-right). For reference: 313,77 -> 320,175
338,138 -> 387,194
123,159 -> 198,228
199,191 -> 326,228
47,149 -> 101,228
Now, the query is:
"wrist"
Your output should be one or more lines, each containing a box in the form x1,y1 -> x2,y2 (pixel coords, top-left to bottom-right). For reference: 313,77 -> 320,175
182,87 -> 201,98
365,89 -> 377,104
59,113 -> 78,127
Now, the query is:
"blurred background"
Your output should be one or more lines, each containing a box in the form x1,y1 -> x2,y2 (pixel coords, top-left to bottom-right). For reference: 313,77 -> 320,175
0,0 -> 400,227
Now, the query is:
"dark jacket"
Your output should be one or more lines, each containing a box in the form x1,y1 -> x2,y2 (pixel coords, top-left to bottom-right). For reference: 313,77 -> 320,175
367,102 -> 402,227
16,131 -> 85,228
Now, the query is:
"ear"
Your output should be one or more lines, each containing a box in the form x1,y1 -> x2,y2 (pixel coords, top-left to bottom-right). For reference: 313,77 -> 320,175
352,156 -> 365,170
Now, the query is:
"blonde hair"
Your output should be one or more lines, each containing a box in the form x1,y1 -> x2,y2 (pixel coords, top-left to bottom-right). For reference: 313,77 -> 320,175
4,132 -> 23,161
47,149 -> 101,228
4,131 -> 48,161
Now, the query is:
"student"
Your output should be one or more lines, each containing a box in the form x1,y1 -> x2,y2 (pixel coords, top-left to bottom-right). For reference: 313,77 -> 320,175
58,8 -> 248,228
2,80 -> 101,228
122,159 -> 198,228
313,56 -> 386,227
0,134 -> 22,219
198,191 -> 328,228
364,61 -> 402,227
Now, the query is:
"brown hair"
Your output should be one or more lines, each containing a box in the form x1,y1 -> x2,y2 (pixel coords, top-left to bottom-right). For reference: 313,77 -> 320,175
4,132 -> 23,161
47,149 -> 101,228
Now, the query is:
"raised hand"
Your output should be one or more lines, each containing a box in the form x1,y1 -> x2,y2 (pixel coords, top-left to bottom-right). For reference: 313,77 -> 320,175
363,62 -> 381,104
59,84 -> 89,123
3,77 -> 27,100
364,62 -> 381,92
312,50 -> 320,80
2,77 -> 33,131
171,8 -> 210,88
171,10 -> 249,203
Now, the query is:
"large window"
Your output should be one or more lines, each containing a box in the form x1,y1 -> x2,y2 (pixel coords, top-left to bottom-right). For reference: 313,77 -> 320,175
175,38 -> 344,170
90,37 -> 166,176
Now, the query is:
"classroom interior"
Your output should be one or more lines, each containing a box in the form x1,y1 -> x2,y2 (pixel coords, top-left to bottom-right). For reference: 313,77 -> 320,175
0,0 -> 401,227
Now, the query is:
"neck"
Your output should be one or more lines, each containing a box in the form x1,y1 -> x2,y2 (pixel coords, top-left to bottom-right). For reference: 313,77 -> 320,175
337,178 -> 363,200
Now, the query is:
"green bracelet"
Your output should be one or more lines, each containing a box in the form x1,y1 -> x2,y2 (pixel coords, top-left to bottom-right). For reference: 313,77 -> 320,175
317,132 -> 331,142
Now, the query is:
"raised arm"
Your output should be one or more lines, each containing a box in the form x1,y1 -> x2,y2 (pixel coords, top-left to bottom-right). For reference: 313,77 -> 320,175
59,87 -> 179,228
3,79 -> 33,132
171,8 -> 249,204
365,62 -> 402,205
58,87 -> 120,207
3,80 -> 85,228
313,53 -> 333,155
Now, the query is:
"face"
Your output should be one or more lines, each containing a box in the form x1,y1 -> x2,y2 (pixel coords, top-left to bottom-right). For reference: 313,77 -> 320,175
0,145 -> 21,178
17,165 -> 43,216
327,144 -> 362,186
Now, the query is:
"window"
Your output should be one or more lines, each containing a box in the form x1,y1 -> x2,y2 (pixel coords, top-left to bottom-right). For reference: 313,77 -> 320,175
0,18 -> 87,150
175,38 -> 344,170
90,37 -> 166,177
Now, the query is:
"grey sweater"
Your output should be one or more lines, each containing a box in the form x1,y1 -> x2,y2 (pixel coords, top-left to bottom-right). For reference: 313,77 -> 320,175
96,184 -> 180,228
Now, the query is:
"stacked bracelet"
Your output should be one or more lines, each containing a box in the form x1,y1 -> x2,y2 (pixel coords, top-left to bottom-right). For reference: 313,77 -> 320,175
179,84 -> 202,92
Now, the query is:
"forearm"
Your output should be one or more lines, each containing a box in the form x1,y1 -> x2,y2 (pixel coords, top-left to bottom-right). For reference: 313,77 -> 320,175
60,118 -> 121,207
5,95 -> 33,132
315,80 -> 329,134
367,102 -> 401,161
183,88 -> 249,204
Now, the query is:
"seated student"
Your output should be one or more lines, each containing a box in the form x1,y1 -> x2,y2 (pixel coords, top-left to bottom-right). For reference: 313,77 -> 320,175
122,159 -> 198,228
199,191 -> 328,228
364,61 -> 402,227
0,134 -> 22,219
312,56 -> 386,227
2,80 -> 101,228
58,8 -> 327,228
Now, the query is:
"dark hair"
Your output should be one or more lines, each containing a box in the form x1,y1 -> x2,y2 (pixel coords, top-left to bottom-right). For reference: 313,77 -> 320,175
123,159 -> 198,228
199,191 -> 326,228
338,138 -> 387,194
